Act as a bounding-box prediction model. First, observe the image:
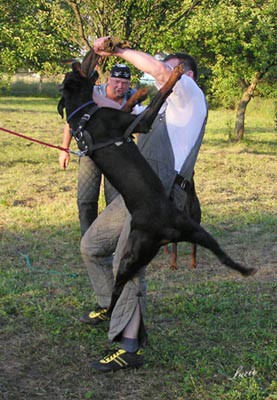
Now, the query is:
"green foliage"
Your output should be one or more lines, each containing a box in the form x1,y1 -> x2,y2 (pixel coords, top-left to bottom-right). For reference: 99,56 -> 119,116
169,0 -> 276,107
1,0 -> 275,110
57,0 -> 200,80
0,0 -> 275,140
0,0 -> 78,76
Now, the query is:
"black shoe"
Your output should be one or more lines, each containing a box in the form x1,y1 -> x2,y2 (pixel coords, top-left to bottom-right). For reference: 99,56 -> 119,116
80,307 -> 110,325
91,348 -> 144,372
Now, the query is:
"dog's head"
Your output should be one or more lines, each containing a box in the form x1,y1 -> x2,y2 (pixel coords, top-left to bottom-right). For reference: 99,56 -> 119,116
58,38 -> 130,119
58,50 -> 100,120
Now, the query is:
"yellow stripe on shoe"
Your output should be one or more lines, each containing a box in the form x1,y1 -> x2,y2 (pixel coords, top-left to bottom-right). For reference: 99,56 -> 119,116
91,348 -> 144,372
88,308 -> 109,319
100,349 -> 127,364
80,308 -> 110,325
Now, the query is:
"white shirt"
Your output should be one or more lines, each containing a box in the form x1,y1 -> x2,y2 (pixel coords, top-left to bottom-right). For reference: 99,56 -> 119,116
156,74 -> 207,172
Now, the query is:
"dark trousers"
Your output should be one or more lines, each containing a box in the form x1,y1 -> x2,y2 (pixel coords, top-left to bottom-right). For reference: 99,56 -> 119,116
77,156 -> 118,236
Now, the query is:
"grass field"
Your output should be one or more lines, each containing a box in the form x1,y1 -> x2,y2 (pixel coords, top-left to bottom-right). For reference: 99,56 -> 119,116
0,96 -> 276,400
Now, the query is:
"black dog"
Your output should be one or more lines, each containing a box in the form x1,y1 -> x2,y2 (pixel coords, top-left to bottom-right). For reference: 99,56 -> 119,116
58,49 -> 256,313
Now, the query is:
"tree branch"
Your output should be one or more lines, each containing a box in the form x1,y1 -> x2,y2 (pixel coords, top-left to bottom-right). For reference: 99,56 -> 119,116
65,0 -> 91,49
166,0 -> 202,31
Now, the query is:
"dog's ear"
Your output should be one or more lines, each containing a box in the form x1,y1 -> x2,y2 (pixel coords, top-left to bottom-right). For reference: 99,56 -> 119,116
57,96 -> 65,118
81,49 -> 100,78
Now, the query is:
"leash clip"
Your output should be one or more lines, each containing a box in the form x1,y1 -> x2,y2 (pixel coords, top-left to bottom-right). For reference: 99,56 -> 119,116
69,149 -> 88,157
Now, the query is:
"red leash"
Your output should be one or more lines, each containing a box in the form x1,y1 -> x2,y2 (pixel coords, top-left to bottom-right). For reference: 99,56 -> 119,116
0,126 -> 83,156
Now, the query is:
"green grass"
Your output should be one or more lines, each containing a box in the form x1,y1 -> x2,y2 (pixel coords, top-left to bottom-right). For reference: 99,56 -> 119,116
0,96 -> 276,400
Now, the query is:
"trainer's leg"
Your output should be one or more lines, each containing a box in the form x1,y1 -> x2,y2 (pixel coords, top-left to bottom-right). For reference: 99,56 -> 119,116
108,216 -> 148,347
108,228 -> 161,349
77,156 -> 101,236
80,195 -> 127,308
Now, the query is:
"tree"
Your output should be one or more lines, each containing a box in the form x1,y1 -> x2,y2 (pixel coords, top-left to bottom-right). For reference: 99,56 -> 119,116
2,0 -> 275,141
57,0 -> 202,80
0,0 -> 202,84
0,0 -> 79,78
170,0 -> 276,140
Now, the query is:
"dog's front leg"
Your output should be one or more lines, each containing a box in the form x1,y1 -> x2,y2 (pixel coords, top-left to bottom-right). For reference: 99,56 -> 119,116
121,88 -> 148,113
136,64 -> 185,131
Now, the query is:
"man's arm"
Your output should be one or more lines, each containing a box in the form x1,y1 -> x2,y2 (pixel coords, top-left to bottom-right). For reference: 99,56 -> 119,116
93,37 -> 172,85
59,123 -> 72,169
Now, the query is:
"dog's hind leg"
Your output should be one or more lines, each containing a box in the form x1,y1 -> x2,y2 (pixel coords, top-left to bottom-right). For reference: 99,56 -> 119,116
170,243 -> 178,270
108,230 -> 160,314
190,244 -> 197,269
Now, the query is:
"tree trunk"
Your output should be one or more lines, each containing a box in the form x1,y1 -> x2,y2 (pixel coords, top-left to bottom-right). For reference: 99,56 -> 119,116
38,75 -> 43,94
234,72 -> 261,141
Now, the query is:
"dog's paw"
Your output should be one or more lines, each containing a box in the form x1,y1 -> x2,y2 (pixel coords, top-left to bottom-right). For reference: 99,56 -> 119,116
174,64 -> 186,78
135,88 -> 148,102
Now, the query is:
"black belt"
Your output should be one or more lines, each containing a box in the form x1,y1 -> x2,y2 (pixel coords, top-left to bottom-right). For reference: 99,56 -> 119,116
174,174 -> 189,190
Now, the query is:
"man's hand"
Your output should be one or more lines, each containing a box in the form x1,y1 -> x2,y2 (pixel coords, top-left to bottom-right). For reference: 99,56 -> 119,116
93,36 -> 116,57
59,151 -> 70,169
93,36 -> 131,57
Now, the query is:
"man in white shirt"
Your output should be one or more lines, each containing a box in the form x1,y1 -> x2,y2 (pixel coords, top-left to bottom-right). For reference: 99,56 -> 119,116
80,40 -> 208,371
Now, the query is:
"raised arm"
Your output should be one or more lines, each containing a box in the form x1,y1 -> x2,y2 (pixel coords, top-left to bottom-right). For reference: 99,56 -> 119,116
93,37 -> 172,85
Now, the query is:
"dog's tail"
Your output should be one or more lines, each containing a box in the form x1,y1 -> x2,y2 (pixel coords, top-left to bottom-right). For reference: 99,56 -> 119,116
175,217 -> 257,276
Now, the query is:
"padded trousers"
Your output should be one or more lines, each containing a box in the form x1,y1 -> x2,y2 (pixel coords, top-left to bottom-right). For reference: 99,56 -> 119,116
77,156 -> 118,236
80,195 -> 147,344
